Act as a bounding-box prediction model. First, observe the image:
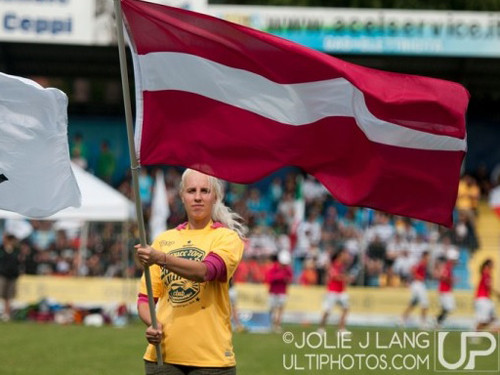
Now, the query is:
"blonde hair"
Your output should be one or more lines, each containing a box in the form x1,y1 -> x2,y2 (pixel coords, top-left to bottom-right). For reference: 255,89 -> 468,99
179,169 -> 248,239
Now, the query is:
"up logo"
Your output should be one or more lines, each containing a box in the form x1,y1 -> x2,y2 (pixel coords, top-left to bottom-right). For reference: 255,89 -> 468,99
435,331 -> 499,372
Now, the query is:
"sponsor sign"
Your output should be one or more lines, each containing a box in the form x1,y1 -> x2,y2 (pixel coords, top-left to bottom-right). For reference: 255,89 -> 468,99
210,5 -> 500,57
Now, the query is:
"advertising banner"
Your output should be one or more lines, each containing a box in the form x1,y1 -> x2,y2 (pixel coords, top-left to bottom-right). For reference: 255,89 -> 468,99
234,283 -> 482,318
0,0 -> 95,44
210,5 -> 500,57
0,0 -> 207,45
1,1 -> 497,55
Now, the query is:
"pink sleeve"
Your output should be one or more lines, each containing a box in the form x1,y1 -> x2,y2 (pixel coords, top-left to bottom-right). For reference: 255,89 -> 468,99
203,252 -> 227,282
137,293 -> 158,307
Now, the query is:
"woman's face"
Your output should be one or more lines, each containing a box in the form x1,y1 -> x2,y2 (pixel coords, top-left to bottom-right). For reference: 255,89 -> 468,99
181,171 -> 216,224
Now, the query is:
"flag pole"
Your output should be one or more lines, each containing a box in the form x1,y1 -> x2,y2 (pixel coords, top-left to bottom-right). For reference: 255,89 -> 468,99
113,0 -> 163,365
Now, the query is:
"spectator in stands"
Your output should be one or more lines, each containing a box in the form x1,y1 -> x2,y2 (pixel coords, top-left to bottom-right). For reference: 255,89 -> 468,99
0,233 -> 21,321
266,251 -> 293,333
54,252 -> 72,276
71,147 -> 88,170
271,212 -> 289,237
385,234 -> 408,286
473,163 -> 492,198
294,209 -> 321,260
118,172 -> 133,201
433,235 -> 458,263
104,242 -> 125,278
452,211 -> 479,252
456,174 -> 480,220
490,164 -> 500,191
401,251 -> 430,329
244,255 -> 267,284
366,234 -> 386,262
321,206 -> 340,249
354,207 -> 375,230
303,175 -> 327,204
474,259 -> 500,332
246,188 -> 270,226
31,220 -> 55,252
408,233 -> 428,265
318,248 -> 352,334
339,207 -> 357,230
246,226 -> 278,258
226,183 -> 243,208
364,234 -> 386,287
283,172 -> 297,196
342,226 -> 361,260
135,169 -> 246,374
86,254 -> 104,277
368,212 -> 395,244
19,240 -> 37,275
435,248 -> 459,329
393,248 -> 413,285
228,279 -> 246,333
35,250 -> 55,275
138,168 -> 154,209
70,133 -> 88,169
276,191 -> 296,229
96,140 -> 116,185
394,216 -> 417,242
299,257 -> 318,286
267,177 -> 283,211
315,244 -> 333,286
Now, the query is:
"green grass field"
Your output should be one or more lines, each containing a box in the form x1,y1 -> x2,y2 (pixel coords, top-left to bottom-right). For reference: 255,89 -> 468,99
0,322 -> 498,374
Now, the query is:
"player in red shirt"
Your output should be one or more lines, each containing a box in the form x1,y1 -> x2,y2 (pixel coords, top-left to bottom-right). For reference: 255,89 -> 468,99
266,251 -> 293,333
401,251 -> 430,328
435,249 -> 459,328
475,259 -> 500,331
318,248 -> 352,334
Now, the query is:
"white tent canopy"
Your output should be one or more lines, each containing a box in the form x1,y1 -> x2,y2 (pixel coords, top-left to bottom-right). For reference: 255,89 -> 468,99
0,162 -> 134,222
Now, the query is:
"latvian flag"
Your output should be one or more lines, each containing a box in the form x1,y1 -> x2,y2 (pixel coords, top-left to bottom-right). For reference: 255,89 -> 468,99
121,0 -> 469,227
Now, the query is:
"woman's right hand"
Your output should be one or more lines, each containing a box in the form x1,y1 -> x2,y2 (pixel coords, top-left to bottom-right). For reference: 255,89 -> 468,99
145,322 -> 163,345
135,244 -> 164,267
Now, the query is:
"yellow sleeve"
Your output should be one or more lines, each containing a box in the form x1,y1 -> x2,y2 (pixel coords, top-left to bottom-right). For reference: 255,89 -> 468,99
139,238 -> 165,298
211,229 -> 244,280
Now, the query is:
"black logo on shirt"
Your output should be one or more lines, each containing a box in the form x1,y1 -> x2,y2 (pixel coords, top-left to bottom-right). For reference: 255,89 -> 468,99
0,174 -> 8,184
161,247 -> 205,306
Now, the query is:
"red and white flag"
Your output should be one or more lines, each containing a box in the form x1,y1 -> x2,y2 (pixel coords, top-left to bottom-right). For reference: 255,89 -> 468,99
121,0 -> 469,226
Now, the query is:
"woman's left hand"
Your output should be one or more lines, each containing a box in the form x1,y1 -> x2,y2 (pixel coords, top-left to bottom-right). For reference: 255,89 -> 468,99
145,322 -> 163,345
135,244 -> 164,266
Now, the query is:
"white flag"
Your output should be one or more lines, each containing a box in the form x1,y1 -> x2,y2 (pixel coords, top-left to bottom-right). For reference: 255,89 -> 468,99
149,169 -> 169,241
0,73 -> 81,218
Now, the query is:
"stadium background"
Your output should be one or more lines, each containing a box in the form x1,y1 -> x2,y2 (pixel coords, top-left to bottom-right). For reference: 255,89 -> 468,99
0,0 -> 499,330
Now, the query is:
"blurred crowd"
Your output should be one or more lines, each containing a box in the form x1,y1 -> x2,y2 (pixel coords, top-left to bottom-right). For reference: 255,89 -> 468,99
1,161 -> 487,290
229,172 -> 481,289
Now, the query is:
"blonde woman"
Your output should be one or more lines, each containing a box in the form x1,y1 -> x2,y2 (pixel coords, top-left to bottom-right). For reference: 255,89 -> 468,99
136,169 -> 247,375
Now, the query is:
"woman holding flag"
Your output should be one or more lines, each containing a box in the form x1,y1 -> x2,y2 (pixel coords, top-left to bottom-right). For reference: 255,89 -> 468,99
135,169 -> 247,375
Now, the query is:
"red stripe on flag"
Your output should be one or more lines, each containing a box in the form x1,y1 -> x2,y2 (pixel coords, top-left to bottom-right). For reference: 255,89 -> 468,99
140,90 -> 462,225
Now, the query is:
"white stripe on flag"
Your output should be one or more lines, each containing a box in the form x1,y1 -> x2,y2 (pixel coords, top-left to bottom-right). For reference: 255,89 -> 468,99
135,52 -> 466,152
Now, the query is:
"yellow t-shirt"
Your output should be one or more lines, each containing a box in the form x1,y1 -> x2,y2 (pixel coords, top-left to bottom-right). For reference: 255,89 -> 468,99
140,221 -> 244,367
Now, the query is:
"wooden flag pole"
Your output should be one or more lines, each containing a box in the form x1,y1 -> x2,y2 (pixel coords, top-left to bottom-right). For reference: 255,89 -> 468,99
113,0 -> 163,366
